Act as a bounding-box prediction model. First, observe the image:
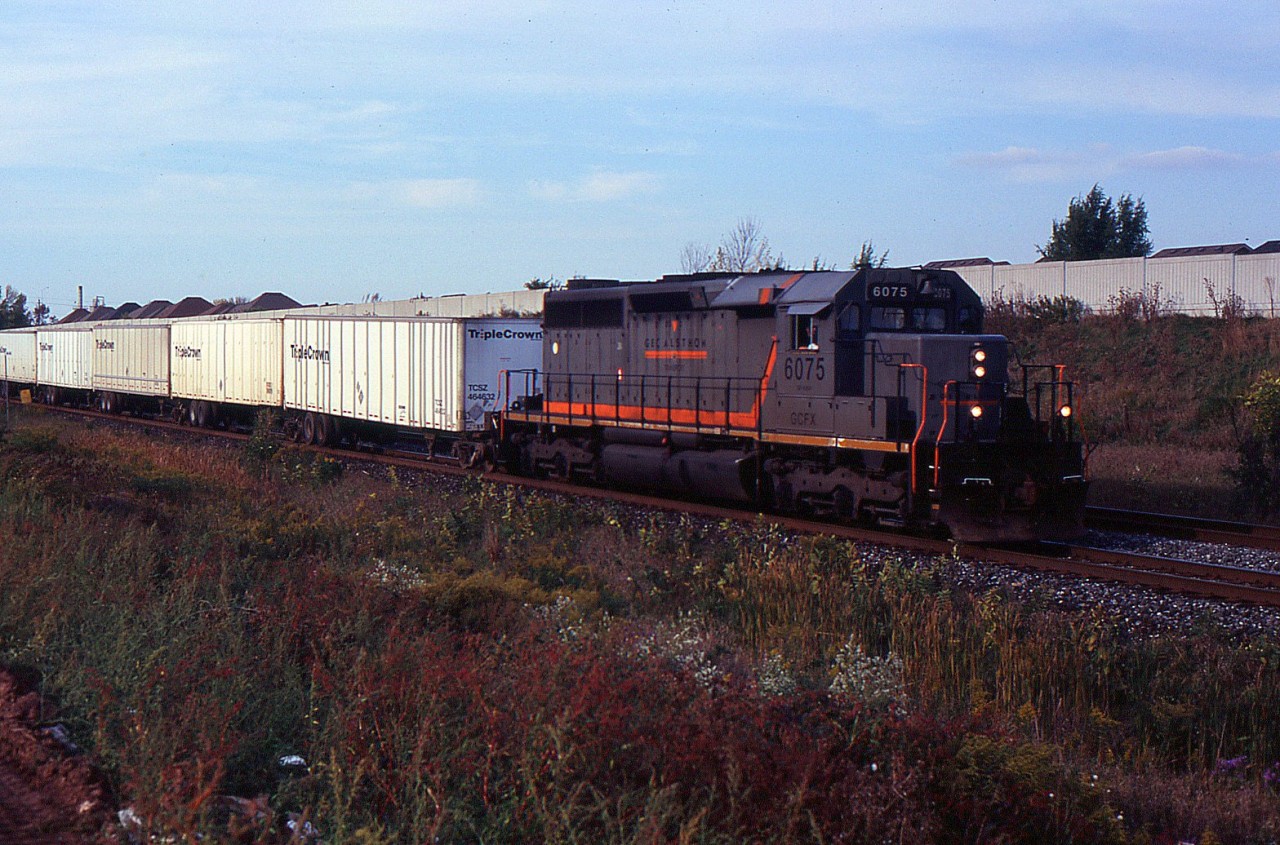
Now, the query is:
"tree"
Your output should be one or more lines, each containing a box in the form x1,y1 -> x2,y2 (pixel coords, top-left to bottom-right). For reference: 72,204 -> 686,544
851,240 -> 890,270
681,217 -> 782,274
1038,185 -> 1151,261
0,286 -> 31,329
680,242 -> 714,274
712,217 -> 778,272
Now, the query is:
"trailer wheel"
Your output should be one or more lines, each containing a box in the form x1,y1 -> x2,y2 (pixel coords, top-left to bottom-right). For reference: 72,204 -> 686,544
318,414 -> 339,447
302,412 -> 319,446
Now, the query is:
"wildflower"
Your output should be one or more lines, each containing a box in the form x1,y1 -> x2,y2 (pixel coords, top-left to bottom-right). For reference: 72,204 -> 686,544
1263,761 -> 1280,786
756,652 -> 796,696
1214,755 -> 1248,777
829,635 -> 907,716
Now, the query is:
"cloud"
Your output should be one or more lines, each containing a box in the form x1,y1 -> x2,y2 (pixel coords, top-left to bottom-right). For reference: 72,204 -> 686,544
349,178 -> 483,208
529,169 -> 661,202
142,173 -> 260,202
1122,146 -> 1246,170
956,143 -> 1263,183
954,146 -> 1103,183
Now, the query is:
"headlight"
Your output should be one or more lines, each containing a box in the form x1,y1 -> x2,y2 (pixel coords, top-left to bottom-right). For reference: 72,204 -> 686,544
1059,405 -> 1072,418
969,405 -> 983,419
970,346 -> 989,379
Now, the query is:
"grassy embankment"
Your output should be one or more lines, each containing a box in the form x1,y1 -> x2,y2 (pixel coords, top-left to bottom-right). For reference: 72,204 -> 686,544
0,410 -> 1278,843
988,300 -> 1280,519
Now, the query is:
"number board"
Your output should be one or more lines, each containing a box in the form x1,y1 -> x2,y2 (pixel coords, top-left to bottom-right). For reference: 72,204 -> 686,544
866,282 -> 912,302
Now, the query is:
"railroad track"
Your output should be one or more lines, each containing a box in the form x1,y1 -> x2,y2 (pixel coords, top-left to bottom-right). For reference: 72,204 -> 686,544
1086,506 -> 1280,552
22,404 -> 1280,608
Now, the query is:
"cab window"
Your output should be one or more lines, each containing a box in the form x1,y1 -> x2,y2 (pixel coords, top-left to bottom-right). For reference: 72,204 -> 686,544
911,307 -> 947,331
836,303 -> 861,339
869,307 -> 905,331
790,314 -> 819,350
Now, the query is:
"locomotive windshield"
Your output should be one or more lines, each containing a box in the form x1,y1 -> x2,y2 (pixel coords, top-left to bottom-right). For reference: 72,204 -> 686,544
868,306 -> 948,332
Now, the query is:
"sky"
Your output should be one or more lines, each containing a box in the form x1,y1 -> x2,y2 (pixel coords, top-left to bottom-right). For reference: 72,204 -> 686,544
2,1 -> 1278,314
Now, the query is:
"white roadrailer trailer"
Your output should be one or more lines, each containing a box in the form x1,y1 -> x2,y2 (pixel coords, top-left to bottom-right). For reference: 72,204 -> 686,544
0,329 -> 37,385
93,322 -> 172,399
170,318 -> 285,409
283,315 -> 544,436
36,325 -> 95,397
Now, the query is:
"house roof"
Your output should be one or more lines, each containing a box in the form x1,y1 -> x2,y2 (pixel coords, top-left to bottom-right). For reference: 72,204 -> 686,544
1151,243 -> 1252,258
232,291 -> 305,313
156,296 -> 215,318
922,257 -> 1009,268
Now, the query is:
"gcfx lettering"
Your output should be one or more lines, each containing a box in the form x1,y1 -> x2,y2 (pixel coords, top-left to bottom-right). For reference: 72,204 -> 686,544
95,339 -> 115,351
175,346 -> 202,359
467,328 -> 544,342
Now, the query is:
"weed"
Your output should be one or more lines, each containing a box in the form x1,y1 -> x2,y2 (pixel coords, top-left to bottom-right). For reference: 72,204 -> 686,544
3,415 -> 1280,841
242,409 -> 280,476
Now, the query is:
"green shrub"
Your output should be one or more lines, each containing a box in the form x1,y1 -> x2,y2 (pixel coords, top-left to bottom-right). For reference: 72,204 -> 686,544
7,426 -> 59,453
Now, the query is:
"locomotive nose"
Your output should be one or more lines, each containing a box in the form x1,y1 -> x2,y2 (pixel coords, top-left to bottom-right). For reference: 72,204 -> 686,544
1013,476 -> 1038,506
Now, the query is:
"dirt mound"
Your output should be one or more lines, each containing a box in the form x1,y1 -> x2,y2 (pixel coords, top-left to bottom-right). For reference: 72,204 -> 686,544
0,669 -> 116,843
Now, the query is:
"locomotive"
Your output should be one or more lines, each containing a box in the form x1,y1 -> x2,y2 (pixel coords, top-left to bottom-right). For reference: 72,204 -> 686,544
502,268 -> 1087,542
1,267 -> 1087,542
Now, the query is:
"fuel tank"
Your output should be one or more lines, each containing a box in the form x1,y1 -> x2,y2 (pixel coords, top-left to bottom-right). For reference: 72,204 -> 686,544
600,444 -> 756,502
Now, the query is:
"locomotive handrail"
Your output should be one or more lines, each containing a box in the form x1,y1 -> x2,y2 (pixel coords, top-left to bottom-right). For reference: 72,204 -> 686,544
862,338 -> 912,398
1021,365 -> 1076,443
935,379 -> 956,489
898,362 -> 927,499
532,370 -> 765,433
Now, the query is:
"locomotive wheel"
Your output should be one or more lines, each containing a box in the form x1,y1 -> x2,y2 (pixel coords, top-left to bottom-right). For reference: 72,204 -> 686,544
518,443 -> 537,477
833,486 -> 857,520
774,479 -> 796,512
302,412 -> 318,446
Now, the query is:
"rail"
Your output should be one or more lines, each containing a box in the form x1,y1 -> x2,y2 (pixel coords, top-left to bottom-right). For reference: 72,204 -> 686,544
1085,506 -> 1280,553
35,402 -> 1280,609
